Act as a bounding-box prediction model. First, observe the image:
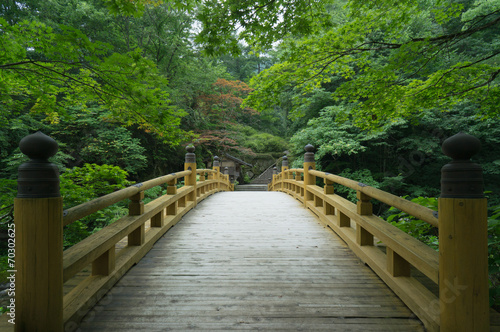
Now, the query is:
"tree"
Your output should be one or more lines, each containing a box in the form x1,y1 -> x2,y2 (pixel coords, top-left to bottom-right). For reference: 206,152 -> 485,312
0,6 -> 190,144
195,0 -> 331,55
194,79 -> 258,155
242,0 -> 500,128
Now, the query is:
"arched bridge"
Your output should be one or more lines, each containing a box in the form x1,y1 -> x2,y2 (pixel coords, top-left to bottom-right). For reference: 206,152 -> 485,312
1,132 -> 499,332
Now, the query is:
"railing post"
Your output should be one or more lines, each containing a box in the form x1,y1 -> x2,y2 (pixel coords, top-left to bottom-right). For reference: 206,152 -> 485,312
128,191 -> 145,246
273,166 -> 277,189
356,190 -> 374,246
213,156 -> 220,191
185,145 -> 197,206
282,156 -> 289,190
166,178 -> 178,216
303,144 -> 316,206
324,178 -> 335,216
439,132 -> 489,331
224,167 -> 229,188
14,132 -> 63,331
281,156 -> 289,173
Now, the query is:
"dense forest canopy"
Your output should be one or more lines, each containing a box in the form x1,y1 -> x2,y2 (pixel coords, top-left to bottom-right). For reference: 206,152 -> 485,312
0,0 -> 499,308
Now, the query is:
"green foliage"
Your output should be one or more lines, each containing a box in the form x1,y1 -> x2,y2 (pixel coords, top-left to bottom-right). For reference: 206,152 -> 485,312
0,15 -> 190,143
387,196 -> 439,250
244,0 -> 500,128
0,180 -> 16,284
143,185 -> 167,204
0,179 -> 16,211
488,204 -> 500,307
0,255 -> 10,286
0,180 -> 16,232
290,106 -> 366,166
245,132 -> 288,154
81,129 -> 145,174
336,168 -> 380,203
60,164 -> 131,247
61,163 -> 131,201
195,0 -> 332,55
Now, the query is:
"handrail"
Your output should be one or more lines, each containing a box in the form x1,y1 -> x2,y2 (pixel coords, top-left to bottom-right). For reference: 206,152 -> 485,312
63,170 -> 191,226
269,137 -> 490,332
197,168 -> 216,174
12,132 -> 234,332
308,169 -> 438,227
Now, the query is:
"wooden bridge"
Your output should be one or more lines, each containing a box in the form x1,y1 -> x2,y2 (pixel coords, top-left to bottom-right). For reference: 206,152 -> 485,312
1,132 -> 500,331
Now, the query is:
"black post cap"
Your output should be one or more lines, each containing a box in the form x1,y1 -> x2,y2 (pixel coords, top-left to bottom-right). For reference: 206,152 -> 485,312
185,145 -> 196,163
282,156 -> 288,167
17,132 -> 60,198
441,132 -> 483,198
304,144 -> 315,163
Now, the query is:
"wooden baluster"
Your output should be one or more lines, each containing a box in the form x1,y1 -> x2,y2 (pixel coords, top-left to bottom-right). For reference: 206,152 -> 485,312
129,190 -> 144,215
224,167 -> 229,190
92,248 -> 115,276
273,166 -> 277,190
282,156 -> 289,192
207,169 -> 213,192
387,247 -> 410,277
200,171 -> 206,195
213,156 -> 220,191
15,132 -> 63,332
356,190 -> 373,246
439,132 -> 489,331
167,178 -> 177,195
151,211 -> 165,227
303,144 -> 316,206
324,178 -> 335,216
128,191 -> 145,246
185,145 -> 197,206
295,171 -> 301,195
166,178 -> 178,216
338,210 -> 350,228
151,201 -> 165,228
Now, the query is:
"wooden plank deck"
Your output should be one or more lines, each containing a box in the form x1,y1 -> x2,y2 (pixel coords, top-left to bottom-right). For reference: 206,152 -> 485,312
78,192 -> 424,331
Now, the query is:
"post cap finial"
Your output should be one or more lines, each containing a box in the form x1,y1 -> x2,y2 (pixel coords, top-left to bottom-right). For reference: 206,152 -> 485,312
282,155 -> 288,167
304,144 -> 315,163
17,132 -> 60,198
441,132 -> 483,198
213,155 -> 220,167
19,131 -> 58,161
185,145 -> 196,163
442,132 -> 481,161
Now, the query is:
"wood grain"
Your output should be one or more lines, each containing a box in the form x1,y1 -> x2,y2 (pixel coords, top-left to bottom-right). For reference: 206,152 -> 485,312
78,192 -> 424,331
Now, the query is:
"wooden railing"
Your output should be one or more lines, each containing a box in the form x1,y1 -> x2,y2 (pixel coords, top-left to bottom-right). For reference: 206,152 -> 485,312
269,135 -> 490,332
10,133 -> 232,332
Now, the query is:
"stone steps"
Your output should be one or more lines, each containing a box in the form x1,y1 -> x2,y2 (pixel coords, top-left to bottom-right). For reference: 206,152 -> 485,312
234,184 -> 268,191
